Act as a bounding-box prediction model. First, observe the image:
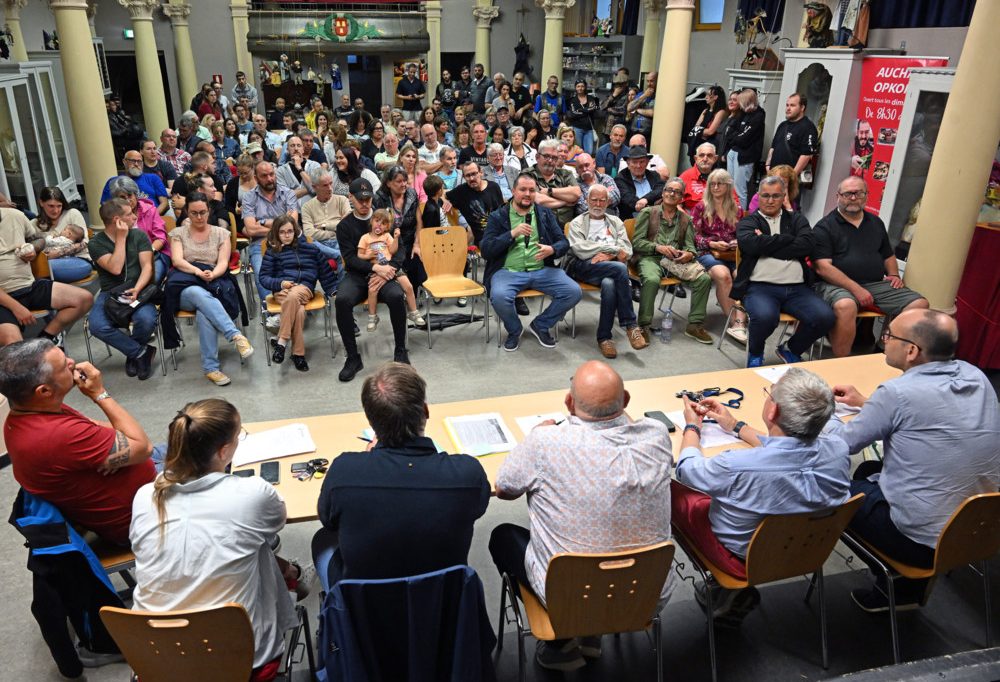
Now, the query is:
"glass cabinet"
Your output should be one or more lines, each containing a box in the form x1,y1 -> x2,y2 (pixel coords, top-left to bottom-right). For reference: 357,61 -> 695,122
0,61 -> 80,213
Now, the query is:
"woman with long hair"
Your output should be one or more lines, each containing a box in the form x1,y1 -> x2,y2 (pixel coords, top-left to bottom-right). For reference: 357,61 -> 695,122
330,146 -> 364,197
724,88 -> 766,208
525,109 -> 556,148
130,398 -> 298,679
197,88 -> 223,121
557,126 -> 584,167
689,85 -> 728,165
453,124 -> 471,150
314,109 -> 335,150
374,164 -> 426,291
224,153 -> 257,232
259,214 -> 338,370
397,142 -> 427,204
564,79 -> 599,155
690,168 -> 748,341
347,111 -> 371,142
31,186 -> 93,282
322,121 -> 348,165
717,90 -> 741,163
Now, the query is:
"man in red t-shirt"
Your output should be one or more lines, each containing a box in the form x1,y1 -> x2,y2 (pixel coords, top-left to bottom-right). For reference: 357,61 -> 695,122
0,339 -> 154,545
679,142 -> 719,212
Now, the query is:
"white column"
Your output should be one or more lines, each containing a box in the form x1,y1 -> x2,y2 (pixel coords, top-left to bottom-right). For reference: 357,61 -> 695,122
640,0 -> 666,75
3,0 -> 29,62
425,0 -> 442,99
649,0 -> 694,171
119,0 -> 170,138
229,0 -> 254,89
162,0 -> 198,107
472,1 -> 499,74
537,0 -> 576,87
48,0 -> 118,225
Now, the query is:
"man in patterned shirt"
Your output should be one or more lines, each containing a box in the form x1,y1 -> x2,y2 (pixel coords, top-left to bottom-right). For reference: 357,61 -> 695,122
157,128 -> 191,177
489,360 -> 673,672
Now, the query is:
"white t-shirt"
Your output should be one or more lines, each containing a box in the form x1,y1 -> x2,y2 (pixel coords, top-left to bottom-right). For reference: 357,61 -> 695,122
586,217 -> 615,247
130,472 -> 297,668
418,143 -> 441,165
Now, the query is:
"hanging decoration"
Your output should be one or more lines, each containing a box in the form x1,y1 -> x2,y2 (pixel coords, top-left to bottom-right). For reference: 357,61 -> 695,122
0,25 -> 12,60
300,14 -> 383,43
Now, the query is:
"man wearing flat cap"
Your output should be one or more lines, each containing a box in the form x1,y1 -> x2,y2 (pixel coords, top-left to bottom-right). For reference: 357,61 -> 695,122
615,146 -> 665,220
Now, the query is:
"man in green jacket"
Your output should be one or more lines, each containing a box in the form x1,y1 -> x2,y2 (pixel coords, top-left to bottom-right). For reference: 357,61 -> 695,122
632,178 -> 713,344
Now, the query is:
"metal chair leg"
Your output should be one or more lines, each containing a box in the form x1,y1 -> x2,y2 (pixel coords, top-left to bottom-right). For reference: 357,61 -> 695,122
425,295 -> 432,349
653,613 -> 663,682
984,560 -> 993,647
83,317 -> 94,364
496,574 -> 509,652
818,568 -> 829,669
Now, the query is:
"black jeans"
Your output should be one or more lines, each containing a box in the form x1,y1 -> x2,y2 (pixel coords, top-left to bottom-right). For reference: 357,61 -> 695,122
335,273 -> 407,358
849,461 -> 936,601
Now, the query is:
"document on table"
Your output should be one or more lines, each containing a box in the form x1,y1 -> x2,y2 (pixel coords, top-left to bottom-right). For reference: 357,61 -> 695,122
515,412 -> 566,436
754,365 -> 792,383
233,423 -> 317,467
444,413 -> 518,457
667,411 -> 743,449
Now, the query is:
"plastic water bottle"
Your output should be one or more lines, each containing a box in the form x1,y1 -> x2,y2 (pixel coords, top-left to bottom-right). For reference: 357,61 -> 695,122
659,310 -> 673,344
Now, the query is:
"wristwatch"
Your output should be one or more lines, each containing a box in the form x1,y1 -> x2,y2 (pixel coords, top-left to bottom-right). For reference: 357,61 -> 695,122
732,420 -> 747,434
94,390 -> 112,402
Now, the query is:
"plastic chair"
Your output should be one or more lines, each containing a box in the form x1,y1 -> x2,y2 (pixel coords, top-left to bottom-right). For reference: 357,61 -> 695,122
419,226 -> 487,348
840,492 -> 1000,664
496,541 -> 675,682
672,492 -> 865,681
258,240 -> 335,365
32,250 -> 98,288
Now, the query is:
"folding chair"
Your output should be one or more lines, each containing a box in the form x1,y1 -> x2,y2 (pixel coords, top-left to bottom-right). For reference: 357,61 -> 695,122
840,492 -> 1000,664
673,492 -> 865,681
258,241 -> 335,365
419,226 -> 487,348
497,542 -> 674,682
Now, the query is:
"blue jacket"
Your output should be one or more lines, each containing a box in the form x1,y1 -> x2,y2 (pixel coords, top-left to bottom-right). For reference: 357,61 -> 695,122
259,237 -> 338,294
480,203 -> 568,289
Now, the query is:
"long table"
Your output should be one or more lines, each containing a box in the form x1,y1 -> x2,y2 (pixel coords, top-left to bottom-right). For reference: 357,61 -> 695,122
237,354 -> 900,522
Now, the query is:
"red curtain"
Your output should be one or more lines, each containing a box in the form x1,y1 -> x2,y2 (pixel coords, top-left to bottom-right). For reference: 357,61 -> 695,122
955,225 -> 1000,370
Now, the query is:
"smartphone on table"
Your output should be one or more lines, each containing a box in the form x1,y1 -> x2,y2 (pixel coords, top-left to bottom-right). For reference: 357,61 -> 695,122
260,461 -> 280,485
644,410 -> 677,433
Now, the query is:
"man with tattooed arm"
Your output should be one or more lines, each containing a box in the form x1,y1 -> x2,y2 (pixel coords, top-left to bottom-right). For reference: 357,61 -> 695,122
1,339 -> 154,545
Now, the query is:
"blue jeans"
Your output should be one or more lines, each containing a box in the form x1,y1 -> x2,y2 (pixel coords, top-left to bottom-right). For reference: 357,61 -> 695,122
312,238 -> 345,292
696,254 -> 735,272
48,257 -> 93,283
727,149 -> 753,209
247,239 -> 270,307
178,285 -> 241,373
571,259 -> 636,341
573,127 -> 595,155
742,282 -> 835,356
88,292 -> 158,360
153,252 -> 170,283
490,267 -> 582,337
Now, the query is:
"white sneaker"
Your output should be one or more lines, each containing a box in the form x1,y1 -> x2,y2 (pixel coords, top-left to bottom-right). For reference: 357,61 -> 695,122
367,314 -> 379,332
407,310 -> 426,327
726,324 -> 748,343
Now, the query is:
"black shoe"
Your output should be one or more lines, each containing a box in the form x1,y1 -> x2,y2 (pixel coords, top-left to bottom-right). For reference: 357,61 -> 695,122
695,580 -> 760,625
271,341 -> 286,364
631,284 -> 641,303
503,331 -> 521,352
674,285 -> 687,299
353,320 -> 361,337
338,354 -> 363,382
515,298 -> 530,316
851,588 -> 922,614
291,355 -> 309,371
393,347 -> 411,365
125,355 -> 138,377
136,345 -> 156,381
528,320 -> 556,348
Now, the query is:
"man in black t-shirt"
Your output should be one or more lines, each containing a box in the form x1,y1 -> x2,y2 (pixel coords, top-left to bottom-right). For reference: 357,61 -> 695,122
395,63 -> 426,122
457,121 -> 490,169
813,176 -> 928,358
766,93 -> 818,176
447,160 -> 505,246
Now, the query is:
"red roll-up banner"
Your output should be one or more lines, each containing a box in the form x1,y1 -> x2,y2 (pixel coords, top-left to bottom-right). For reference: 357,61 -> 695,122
849,56 -> 948,214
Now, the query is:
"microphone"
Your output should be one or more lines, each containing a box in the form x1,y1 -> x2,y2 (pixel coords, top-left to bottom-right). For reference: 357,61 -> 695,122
523,210 -> 532,250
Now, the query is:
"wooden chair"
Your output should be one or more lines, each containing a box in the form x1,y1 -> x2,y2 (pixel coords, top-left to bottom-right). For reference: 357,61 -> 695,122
162,214 -> 176,234
419,226 -> 487,349
493,289 -> 550,347
496,541 -> 675,682
257,240 -> 336,365
561,221 -> 604,339
89,538 -> 137,600
840,492 -> 1000,664
672,492 -> 865,681
100,603 -> 255,682
31,249 -> 98,288
623,218 -> 683,321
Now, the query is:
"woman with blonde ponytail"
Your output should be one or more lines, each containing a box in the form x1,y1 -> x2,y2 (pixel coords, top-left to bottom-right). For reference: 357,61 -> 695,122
129,399 -> 297,678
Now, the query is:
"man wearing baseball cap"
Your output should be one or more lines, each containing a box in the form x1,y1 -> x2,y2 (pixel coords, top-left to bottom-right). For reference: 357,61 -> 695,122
334,178 -> 411,382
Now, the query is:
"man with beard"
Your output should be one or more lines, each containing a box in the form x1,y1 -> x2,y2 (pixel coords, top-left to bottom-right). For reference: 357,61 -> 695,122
447,160 -> 504,246
435,69 -> 458,122
574,153 -> 619,216
101,150 -> 168,215
139,139 -> 177,196
535,75 -> 565,128
468,63 -> 490,114
851,119 -> 874,177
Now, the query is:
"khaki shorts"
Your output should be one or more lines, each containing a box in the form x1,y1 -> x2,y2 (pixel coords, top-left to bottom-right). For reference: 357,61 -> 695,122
816,279 -> 924,316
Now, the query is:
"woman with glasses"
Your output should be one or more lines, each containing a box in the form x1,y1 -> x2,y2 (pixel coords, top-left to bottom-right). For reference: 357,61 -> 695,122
361,120 -> 387,161
166,192 -> 253,387
130,398 -> 305,681
31,187 -> 93,283
374,164 -> 426,291
504,126 -> 536,170
691,169 -> 748,342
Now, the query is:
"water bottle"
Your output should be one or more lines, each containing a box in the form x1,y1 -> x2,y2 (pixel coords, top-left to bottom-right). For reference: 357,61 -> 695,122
659,310 -> 673,344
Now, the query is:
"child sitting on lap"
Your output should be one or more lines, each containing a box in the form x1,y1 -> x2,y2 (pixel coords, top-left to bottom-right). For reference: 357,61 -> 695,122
358,208 -> 425,332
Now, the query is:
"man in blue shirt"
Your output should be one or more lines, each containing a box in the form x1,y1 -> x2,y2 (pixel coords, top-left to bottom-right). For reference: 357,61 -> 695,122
674,367 -> 851,623
595,124 -> 629,178
534,76 -> 564,128
833,309 -> 1000,611
101,150 -> 168,215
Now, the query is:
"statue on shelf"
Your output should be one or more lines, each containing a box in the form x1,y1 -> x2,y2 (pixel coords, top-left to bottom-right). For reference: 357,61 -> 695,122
590,15 -> 600,37
315,71 -> 325,98
329,62 -> 343,90
259,60 -> 273,86
803,2 -> 834,48
601,17 -> 614,37
291,59 -> 304,85
278,53 -> 291,83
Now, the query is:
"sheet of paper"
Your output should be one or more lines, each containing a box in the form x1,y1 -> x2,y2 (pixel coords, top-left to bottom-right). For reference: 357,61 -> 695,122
667,411 -> 743,449
233,423 -> 317,467
515,412 -> 566,436
444,413 -> 518,457
753,365 -> 792,383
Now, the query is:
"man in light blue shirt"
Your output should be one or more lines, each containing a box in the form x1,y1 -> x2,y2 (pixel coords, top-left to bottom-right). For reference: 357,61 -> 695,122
674,367 -> 851,624
832,309 -> 1000,612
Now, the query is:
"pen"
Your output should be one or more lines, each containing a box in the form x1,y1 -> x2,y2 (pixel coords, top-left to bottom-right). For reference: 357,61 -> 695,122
553,420 -> 564,425
357,436 -> 372,443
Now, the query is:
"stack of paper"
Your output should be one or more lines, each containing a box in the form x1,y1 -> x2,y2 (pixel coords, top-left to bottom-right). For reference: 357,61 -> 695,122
666,411 -> 743,448
443,413 -> 518,457
233,423 -> 317,467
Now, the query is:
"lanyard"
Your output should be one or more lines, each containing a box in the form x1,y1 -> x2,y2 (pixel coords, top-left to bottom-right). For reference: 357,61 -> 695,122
676,387 -> 745,409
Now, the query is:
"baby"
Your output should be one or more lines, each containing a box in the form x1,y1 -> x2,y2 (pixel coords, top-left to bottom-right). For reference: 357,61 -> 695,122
43,224 -> 86,254
357,208 -> 425,332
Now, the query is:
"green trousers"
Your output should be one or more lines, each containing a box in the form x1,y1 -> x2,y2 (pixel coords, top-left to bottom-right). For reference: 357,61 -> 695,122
636,257 -> 711,327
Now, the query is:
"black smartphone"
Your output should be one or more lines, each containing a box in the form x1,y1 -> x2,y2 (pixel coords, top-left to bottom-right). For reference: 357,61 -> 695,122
233,469 -> 254,478
260,461 -> 280,485
644,410 -> 677,433
290,462 -> 310,473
